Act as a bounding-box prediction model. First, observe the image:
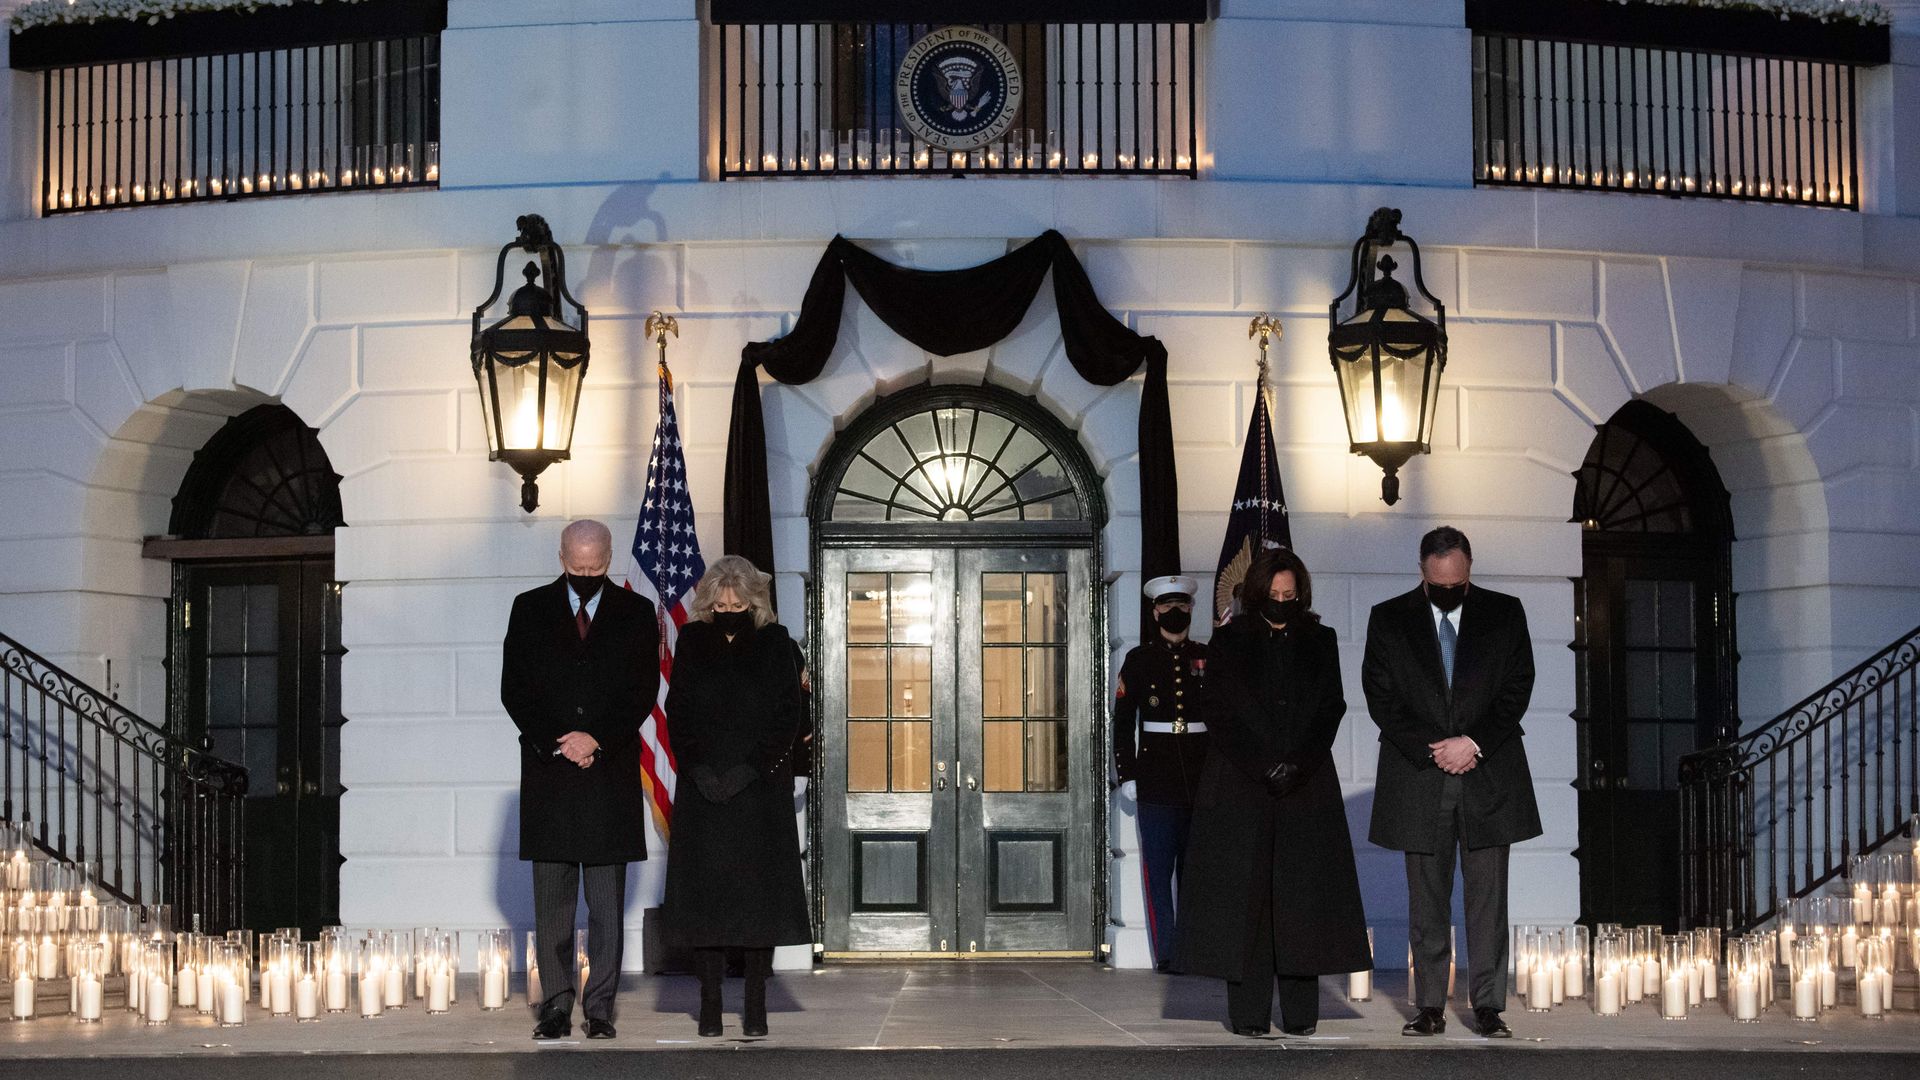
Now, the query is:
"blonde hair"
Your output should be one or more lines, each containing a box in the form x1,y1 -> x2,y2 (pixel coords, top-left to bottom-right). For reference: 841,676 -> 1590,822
690,554 -> 777,628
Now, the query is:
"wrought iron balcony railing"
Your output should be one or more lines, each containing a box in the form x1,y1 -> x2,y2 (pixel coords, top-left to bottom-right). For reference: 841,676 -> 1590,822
21,19 -> 441,215
710,19 -> 1199,179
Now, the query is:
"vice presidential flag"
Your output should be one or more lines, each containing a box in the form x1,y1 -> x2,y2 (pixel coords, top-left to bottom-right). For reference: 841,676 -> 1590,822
1212,384 -> 1292,621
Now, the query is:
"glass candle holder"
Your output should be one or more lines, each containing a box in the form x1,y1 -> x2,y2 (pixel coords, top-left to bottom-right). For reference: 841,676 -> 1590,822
1659,935 -> 1690,1019
424,934 -> 453,1015
321,930 -> 352,1013
226,928 -> 254,1004
478,929 -> 510,1010
1857,935 -> 1889,1018
8,938 -> 34,1022
1347,928 -> 1373,1001
293,941 -> 321,1021
1593,932 -> 1625,1016
1565,925 -> 1589,998
1727,938 -> 1763,1021
1789,937 -> 1823,1020
383,931 -> 409,1009
525,930 -> 542,1008
142,940 -> 173,1025
213,942 -> 246,1027
357,939 -> 386,1019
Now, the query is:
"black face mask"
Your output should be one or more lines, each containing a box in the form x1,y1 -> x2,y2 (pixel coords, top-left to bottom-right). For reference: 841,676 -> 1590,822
1155,608 -> 1192,635
1259,597 -> 1304,626
567,573 -> 606,603
713,610 -> 754,637
1426,581 -> 1468,613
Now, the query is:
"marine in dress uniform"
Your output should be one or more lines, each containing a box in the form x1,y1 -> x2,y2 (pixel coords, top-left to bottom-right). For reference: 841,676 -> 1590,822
1113,575 -> 1212,971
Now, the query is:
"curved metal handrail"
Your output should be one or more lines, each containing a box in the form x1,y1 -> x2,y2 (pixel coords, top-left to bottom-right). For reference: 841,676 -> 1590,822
0,632 -> 248,797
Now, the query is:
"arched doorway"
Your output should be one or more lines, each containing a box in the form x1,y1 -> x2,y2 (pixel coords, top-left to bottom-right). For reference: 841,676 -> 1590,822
160,403 -> 345,935
809,383 -> 1106,958
1571,399 -> 1736,929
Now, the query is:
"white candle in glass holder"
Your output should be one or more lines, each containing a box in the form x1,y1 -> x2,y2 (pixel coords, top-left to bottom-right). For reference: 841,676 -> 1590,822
482,965 -> 507,1010
1347,969 -> 1371,1001
1859,970 -> 1884,1017
1792,972 -> 1819,1019
385,963 -> 405,1008
197,966 -> 216,1013
36,936 -> 58,981
1687,960 -> 1702,1006
325,965 -> 348,1012
1514,959 -> 1531,997
146,974 -> 171,1023
1733,973 -> 1759,1021
1820,963 -> 1837,1008
427,966 -> 450,1014
76,973 -> 103,1022
1565,953 -> 1585,997
270,967 -> 292,1015
1777,925 -> 1796,965
1625,959 -> 1644,1001
1851,883 -> 1872,926
220,977 -> 245,1026
295,975 -> 318,1020
359,969 -> 384,1018
175,964 -> 195,1008
10,974 -> 33,1019
1840,927 -> 1859,968
1701,959 -> 1717,1000
1661,968 -> 1688,1018
1528,963 -> 1553,1011
1551,960 -> 1565,1004
1596,968 -> 1621,1015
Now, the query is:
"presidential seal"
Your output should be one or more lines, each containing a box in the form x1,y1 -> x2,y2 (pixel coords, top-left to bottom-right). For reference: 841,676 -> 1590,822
894,26 -> 1023,152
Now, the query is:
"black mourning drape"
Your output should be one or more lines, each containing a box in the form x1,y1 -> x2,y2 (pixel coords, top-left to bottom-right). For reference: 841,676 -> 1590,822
723,230 -> 1178,635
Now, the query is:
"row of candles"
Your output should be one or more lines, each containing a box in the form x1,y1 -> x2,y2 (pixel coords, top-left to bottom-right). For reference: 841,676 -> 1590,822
730,127 -> 1191,173
46,141 -> 440,211
1480,161 -> 1850,204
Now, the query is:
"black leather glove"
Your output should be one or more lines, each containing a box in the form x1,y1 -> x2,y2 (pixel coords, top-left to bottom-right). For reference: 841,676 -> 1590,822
690,765 -> 725,803
1264,761 -> 1301,799
714,763 -> 759,801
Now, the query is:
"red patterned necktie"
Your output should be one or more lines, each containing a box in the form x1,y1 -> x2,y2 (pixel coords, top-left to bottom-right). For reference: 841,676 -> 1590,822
576,604 -> 591,641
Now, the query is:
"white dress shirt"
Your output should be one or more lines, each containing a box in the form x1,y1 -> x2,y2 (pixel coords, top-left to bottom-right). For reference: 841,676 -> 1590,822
568,585 -> 604,621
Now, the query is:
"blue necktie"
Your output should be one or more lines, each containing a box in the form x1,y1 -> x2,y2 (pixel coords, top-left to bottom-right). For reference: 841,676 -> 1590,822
1437,613 -> 1456,689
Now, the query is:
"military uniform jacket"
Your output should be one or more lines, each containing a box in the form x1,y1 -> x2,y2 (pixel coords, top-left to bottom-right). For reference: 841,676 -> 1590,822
1112,637 -> 1212,806
501,578 -> 660,865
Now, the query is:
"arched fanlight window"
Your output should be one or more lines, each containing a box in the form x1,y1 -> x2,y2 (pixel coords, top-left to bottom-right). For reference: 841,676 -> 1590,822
170,404 -> 345,539
827,403 -> 1087,523
1572,401 -> 1732,537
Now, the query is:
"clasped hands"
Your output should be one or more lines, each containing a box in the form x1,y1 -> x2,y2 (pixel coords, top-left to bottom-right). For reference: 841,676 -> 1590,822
1429,735 -> 1480,775
691,763 -> 758,803
555,731 -> 600,768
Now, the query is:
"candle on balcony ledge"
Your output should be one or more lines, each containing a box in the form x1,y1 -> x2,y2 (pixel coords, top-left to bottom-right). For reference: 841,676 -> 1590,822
1081,152 -> 1099,169
1347,928 -> 1374,1001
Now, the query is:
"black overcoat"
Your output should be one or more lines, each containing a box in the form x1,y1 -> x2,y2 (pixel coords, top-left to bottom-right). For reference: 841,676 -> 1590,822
660,619 -> 812,948
501,578 -> 659,865
1177,616 -> 1372,979
1362,585 -> 1542,854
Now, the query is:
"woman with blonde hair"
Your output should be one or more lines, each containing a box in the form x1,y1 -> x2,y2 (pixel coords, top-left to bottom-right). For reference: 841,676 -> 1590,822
660,554 -> 810,1037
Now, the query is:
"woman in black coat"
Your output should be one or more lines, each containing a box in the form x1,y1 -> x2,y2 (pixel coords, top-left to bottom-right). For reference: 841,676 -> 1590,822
661,555 -> 811,1038
1176,548 -> 1371,1037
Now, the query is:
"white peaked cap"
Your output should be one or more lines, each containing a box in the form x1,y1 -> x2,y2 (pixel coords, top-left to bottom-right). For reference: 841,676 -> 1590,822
1143,575 -> 1199,602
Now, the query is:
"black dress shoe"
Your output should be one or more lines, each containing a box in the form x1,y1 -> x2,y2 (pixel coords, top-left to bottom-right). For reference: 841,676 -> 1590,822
533,1010 -> 572,1040
1474,1008 -> 1511,1038
742,1017 -> 768,1037
1230,1025 -> 1270,1037
1401,1007 -> 1446,1036
584,1018 -> 616,1040
1282,1025 -> 1317,1037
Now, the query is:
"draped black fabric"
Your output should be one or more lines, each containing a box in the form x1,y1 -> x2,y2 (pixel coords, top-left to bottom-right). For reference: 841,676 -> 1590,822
724,230 -> 1179,634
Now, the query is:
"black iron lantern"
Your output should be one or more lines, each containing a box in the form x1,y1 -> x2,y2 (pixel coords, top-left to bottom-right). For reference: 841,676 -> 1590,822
1328,207 -> 1448,506
471,214 -> 590,513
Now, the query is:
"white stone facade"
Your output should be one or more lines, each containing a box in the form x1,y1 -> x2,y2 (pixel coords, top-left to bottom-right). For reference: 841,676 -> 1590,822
0,0 -> 1917,970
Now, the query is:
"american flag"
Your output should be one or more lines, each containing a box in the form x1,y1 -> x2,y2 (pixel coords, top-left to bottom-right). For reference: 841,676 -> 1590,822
1212,382 -> 1292,621
625,357 -> 705,840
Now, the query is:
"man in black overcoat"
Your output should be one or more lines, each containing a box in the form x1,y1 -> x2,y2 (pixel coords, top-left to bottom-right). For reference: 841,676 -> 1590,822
1363,526 -> 1539,1039
502,519 -> 659,1040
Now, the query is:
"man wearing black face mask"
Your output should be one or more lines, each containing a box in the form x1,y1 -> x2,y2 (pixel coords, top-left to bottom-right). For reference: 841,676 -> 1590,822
1113,575 -> 1213,972
502,519 -> 660,1040
1363,526 -> 1539,1040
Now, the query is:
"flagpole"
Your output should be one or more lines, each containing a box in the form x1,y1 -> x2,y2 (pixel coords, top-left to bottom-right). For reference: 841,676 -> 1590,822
646,310 -> 680,385
1247,313 -> 1281,418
